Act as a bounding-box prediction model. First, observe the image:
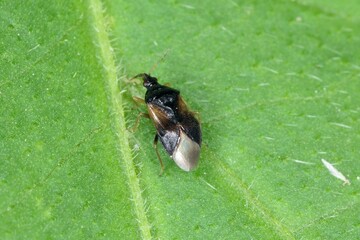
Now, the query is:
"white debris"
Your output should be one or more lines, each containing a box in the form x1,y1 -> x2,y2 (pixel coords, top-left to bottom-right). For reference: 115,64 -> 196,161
200,178 -> 217,191
321,159 -> 350,185
292,159 -> 315,165
330,122 -> 352,129
307,74 -> 323,82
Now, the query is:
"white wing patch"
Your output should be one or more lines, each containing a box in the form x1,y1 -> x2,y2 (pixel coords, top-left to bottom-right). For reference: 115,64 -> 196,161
172,130 -> 200,171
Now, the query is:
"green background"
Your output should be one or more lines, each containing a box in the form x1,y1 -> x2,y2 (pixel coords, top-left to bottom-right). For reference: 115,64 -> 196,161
1,0 -> 359,239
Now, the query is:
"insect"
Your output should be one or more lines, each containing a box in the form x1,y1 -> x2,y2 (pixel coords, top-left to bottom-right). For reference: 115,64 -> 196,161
132,73 -> 202,174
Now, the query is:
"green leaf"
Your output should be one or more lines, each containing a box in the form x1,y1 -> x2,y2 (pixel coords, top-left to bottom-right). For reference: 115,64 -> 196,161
1,0 -> 359,239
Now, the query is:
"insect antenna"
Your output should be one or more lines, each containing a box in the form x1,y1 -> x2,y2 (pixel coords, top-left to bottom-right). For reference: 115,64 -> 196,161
148,48 -> 171,75
129,49 -> 171,83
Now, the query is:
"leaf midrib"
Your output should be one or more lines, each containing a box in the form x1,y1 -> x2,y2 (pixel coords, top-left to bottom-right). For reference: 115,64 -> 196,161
89,0 -> 152,239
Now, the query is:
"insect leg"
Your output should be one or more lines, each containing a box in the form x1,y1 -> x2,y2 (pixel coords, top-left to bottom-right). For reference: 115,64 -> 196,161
132,96 -> 145,106
153,134 -> 164,175
130,112 -> 150,132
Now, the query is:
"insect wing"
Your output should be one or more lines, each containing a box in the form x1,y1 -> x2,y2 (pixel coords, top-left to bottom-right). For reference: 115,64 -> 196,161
147,103 -> 175,130
177,96 -> 201,145
147,103 -> 179,155
172,129 -> 200,171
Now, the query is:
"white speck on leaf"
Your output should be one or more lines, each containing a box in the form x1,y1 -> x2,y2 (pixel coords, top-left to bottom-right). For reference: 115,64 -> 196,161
321,159 -> 350,185
28,44 -> 40,52
262,67 -> 279,74
201,178 -> 217,191
220,25 -> 235,36
234,87 -> 250,92
292,159 -> 315,165
181,4 -> 195,9
307,74 -> 323,82
264,136 -> 275,141
330,122 -> 352,129
331,102 -> 341,107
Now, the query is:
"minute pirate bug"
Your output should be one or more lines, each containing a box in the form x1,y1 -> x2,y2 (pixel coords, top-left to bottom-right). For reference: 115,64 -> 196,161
132,73 -> 202,174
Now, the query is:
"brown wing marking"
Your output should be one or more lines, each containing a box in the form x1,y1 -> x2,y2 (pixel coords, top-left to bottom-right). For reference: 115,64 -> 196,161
147,103 -> 175,131
177,96 -> 190,114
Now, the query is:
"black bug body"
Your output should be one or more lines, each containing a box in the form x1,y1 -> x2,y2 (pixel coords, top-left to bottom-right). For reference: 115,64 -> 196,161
135,73 -> 201,171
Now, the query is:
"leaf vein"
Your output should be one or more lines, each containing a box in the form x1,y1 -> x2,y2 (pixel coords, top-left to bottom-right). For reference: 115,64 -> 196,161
89,1 -> 152,239
216,160 -> 296,239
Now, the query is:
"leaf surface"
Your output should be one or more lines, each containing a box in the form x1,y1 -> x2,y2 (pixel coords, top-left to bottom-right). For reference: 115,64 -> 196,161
1,0 -> 359,239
